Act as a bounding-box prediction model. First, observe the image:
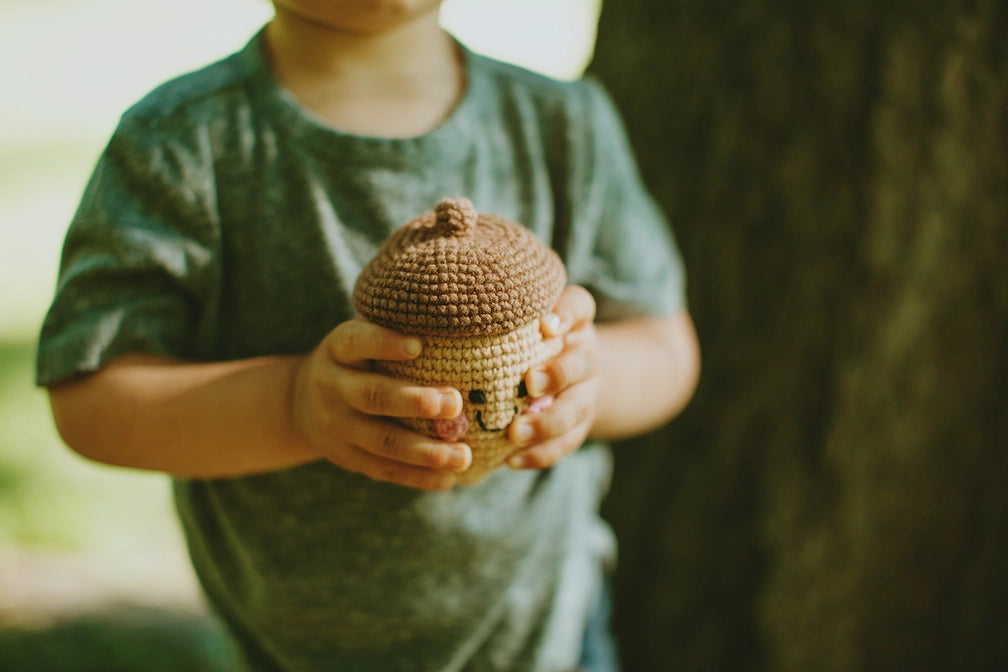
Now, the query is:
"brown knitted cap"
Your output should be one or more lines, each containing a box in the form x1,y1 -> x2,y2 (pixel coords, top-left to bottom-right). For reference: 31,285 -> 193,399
353,198 -> 567,336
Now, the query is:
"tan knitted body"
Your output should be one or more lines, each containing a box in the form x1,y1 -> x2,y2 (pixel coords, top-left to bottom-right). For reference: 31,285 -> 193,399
379,322 -> 564,484
353,197 -> 567,485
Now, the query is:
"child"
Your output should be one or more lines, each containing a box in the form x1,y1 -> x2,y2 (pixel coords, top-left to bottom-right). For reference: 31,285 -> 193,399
37,2 -> 700,670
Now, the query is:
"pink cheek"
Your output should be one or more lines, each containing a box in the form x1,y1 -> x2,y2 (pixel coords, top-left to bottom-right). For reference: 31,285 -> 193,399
433,412 -> 470,442
524,395 -> 554,414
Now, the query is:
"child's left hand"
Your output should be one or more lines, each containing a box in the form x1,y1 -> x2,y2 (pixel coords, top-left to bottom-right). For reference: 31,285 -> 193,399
506,285 -> 600,470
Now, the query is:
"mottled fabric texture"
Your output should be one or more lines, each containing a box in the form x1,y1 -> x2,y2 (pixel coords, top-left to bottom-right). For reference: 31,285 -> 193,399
37,28 -> 685,672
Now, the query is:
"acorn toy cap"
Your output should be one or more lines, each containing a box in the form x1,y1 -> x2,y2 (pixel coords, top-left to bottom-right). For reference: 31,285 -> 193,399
353,198 -> 567,336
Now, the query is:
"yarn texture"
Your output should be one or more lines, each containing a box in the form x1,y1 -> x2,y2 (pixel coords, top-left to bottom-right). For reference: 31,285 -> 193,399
353,198 -> 566,337
353,198 -> 567,483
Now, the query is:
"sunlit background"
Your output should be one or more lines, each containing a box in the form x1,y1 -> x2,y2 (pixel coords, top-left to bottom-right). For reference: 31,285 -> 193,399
1,0 -> 600,338
0,0 -> 598,640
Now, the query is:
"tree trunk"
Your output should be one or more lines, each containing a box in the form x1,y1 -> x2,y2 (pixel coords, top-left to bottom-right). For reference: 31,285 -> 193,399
590,2 -> 1008,670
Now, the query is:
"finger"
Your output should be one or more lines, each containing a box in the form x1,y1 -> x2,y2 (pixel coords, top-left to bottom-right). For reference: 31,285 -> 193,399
506,420 -> 590,470
561,322 -> 597,348
541,285 -> 596,338
508,383 -> 594,447
326,319 -> 423,365
525,342 -> 598,398
340,370 -> 463,419
352,417 -> 472,472
337,444 -> 459,491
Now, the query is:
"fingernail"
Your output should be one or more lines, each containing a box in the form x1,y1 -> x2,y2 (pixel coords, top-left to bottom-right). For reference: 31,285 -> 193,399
528,370 -> 551,398
439,391 -> 462,417
511,421 -> 533,446
449,445 -> 472,471
543,313 -> 562,336
402,338 -> 422,357
508,454 -> 527,469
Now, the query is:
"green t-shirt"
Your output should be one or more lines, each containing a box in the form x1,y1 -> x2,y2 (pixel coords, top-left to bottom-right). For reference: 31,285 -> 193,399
38,30 -> 685,672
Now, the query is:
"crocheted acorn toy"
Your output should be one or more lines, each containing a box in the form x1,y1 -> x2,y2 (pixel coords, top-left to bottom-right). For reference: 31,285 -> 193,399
352,197 -> 567,485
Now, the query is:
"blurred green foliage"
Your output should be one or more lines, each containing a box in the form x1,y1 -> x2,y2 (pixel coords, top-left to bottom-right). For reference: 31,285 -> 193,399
0,339 -> 78,547
0,340 -> 171,549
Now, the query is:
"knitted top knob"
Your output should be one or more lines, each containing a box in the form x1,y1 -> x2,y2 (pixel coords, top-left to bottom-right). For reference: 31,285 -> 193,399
353,197 -> 566,336
434,197 -> 478,237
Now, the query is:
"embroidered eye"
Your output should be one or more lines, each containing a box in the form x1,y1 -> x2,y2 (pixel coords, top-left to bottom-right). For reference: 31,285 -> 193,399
468,389 -> 487,405
517,380 -> 528,398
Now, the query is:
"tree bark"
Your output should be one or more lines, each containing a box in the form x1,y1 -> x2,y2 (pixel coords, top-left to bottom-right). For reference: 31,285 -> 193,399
591,2 -> 1008,670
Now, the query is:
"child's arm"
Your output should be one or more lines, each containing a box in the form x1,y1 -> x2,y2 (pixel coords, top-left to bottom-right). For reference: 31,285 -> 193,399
506,286 -> 700,469
48,320 -> 470,490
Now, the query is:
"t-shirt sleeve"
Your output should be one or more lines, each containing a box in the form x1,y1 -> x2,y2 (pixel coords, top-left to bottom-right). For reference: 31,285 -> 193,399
36,114 -> 219,387
575,78 -> 688,322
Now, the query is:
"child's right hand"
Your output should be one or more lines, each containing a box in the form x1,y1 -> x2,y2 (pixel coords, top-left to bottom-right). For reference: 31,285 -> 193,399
291,319 -> 471,490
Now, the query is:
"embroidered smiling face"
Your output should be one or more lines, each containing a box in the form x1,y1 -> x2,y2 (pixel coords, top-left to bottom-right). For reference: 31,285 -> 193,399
379,321 -> 562,452
352,197 -> 567,484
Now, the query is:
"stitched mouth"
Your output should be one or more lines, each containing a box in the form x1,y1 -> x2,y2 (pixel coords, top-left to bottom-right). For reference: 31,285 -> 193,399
475,407 -> 519,432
